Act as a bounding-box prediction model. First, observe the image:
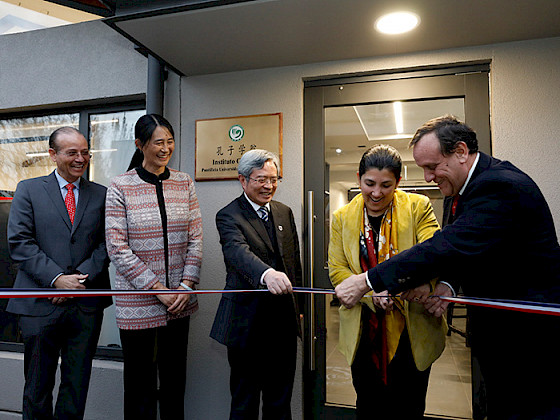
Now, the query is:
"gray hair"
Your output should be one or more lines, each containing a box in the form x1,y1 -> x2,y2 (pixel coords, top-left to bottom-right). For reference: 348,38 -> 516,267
237,149 -> 280,178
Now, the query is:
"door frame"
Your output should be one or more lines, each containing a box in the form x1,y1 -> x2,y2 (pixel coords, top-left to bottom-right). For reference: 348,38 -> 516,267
302,62 -> 491,419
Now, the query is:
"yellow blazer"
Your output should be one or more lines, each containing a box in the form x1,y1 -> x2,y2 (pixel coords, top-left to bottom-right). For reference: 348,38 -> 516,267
328,190 -> 447,370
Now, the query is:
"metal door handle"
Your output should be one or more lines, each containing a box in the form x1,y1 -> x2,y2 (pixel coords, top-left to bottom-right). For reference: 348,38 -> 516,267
307,190 -> 316,371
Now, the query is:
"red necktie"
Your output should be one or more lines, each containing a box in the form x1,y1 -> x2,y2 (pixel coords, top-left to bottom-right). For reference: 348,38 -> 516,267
65,183 -> 76,224
451,195 -> 460,217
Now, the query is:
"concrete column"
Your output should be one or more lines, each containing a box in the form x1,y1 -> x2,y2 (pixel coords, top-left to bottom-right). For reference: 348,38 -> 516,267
147,54 -> 164,115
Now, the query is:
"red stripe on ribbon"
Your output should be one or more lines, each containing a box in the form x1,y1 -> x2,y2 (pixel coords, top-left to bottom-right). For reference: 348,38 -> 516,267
439,296 -> 560,317
0,288 -> 558,316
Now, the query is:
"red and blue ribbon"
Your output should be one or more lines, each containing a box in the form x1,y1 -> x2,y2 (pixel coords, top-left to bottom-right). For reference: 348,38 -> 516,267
0,287 -> 558,316
439,295 -> 560,317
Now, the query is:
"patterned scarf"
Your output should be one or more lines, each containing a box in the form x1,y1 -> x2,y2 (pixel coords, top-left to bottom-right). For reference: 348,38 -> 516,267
359,200 -> 406,384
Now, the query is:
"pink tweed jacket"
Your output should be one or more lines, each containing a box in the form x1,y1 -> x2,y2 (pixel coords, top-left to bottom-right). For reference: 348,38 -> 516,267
105,168 -> 202,330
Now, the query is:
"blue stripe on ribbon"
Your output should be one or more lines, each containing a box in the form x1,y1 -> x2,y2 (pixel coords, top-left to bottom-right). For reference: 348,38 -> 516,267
0,288 -> 558,316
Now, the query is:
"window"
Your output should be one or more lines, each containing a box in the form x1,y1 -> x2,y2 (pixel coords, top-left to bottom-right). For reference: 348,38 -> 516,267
0,102 -> 145,358
0,113 -> 80,193
88,108 -> 145,351
89,110 -> 143,187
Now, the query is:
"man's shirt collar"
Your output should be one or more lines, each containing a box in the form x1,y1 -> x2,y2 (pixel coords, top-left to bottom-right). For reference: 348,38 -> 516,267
54,170 -> 80,191
244,192 -> 270,214
459,152 -> 480,196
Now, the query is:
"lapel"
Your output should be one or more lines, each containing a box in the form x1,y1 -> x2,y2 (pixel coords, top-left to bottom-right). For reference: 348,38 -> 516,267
44,171 -> 72,231
269,201 -> 285,257
442,196 -> 454,227
344,194 -> 364,275
72,177 -> 90,234
445,152 -> 493,223
463,152 -> 492,197
238,195 -> 275,252
457,152 -> 493,217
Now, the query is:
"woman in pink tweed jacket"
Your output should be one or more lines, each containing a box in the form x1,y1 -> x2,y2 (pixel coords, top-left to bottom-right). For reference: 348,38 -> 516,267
105,114 -> 202,420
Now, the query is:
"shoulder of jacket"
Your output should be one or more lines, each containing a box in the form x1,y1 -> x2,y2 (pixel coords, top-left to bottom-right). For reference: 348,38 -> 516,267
217,196 -> 243,216
395,189 -> 429,206
22,174 -> 49,185
83,178 -> 107,192
109,169 -> 140,186
270,199 -> 292,212
168,168 -> 193,182
15,175 -> 50,194
334,194 -> 363,217
472,162 -> 533,195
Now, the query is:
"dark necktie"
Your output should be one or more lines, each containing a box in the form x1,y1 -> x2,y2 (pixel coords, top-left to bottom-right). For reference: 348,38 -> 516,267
258,206 -> 269,222
65,183 -> 76,224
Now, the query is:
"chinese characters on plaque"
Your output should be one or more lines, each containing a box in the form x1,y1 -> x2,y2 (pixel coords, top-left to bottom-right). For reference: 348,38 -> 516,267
195,113 -> 282,181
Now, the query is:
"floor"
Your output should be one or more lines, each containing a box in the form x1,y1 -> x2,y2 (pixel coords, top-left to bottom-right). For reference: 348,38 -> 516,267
325,296 -> 473,419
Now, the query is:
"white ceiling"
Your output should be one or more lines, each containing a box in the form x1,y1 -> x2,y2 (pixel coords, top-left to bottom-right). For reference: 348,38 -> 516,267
325,98 -> 465,191
109,0 -> 560,76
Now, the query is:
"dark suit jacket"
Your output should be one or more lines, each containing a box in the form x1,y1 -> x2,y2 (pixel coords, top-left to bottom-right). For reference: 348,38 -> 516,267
367,152 -> 560,303
371,152 -> 560,416
7,171 -> 111,316
210,194 -> 302,349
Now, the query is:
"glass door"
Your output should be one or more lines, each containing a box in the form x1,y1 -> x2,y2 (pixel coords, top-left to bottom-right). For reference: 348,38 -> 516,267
303,65 -> 490,419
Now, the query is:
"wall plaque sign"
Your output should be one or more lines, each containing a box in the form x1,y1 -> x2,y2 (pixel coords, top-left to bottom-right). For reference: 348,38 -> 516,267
195,113 -> 282,181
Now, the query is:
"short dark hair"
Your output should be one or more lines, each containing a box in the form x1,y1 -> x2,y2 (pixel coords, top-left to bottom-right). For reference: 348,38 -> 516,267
358,144 -> 402,180
409,114 -> 478,155
49,126 -> 83,151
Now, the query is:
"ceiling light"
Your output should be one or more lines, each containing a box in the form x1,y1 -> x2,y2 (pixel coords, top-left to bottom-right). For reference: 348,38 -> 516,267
91,119 -> 119,126
11,122 -> 78,131
90,149 -> 118,153
25,152 -> 50,158
393,101 -> 404,134
335,148 -> 342,154
25,148 -> 117,157
375,12 -> 420,35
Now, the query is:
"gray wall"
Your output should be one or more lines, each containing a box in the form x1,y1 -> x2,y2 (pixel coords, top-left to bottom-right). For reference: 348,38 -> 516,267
0,20 -> 146,111
2,16 -> 560,420
179,68 -> 307,419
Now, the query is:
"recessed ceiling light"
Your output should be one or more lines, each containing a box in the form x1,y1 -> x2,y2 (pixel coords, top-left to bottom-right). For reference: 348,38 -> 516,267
335,148 -> 342,154
375,12 -> 420,35
393,101 -> 404,134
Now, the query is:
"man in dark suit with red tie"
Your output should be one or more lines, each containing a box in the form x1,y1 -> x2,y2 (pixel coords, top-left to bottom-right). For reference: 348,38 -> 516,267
7,127 -> 111,420
335,115 -> 560,419
210,149 -> 302,420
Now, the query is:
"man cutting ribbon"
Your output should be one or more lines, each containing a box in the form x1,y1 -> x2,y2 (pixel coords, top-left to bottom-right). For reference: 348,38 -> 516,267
335,115 -> 560,419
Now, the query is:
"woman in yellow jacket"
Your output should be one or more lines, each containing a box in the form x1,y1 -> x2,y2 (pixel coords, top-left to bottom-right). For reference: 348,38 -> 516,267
328,144 -> 447,419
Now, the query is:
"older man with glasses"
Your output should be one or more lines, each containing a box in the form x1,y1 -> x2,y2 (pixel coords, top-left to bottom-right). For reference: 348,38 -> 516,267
211,149 -> 302,420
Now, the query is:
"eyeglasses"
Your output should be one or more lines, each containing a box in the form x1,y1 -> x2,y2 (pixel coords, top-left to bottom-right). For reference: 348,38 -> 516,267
248,176 -> 281,186
57,150 -> 92,159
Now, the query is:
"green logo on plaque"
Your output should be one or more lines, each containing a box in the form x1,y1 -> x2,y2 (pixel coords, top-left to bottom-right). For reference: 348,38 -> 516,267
229,125 -> 244,141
